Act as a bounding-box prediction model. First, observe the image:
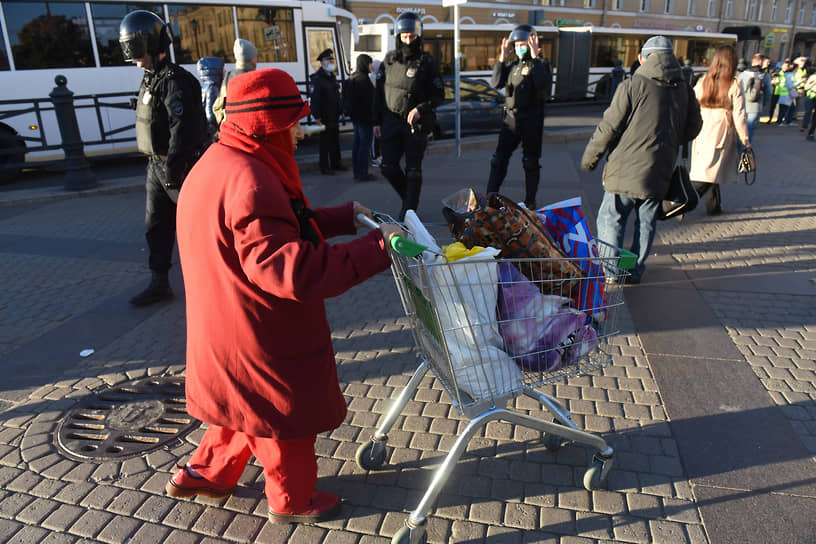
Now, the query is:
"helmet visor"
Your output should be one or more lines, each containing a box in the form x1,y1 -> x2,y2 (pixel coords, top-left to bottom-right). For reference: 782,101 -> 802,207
395,18 -> 421,36
120,37 -> 145,62
508,29 -> 532,43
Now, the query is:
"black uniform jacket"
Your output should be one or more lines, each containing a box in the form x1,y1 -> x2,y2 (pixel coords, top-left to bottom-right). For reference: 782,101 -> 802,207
492,56 -> 552,119
374,46 -> 444,129
135,58 -> 206,187
309,68 -> 341,125
343,72 -> 375,125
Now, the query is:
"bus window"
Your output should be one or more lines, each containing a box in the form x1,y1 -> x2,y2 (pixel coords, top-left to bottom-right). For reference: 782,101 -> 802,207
4,1 -> 94,69
91,3 -> 164,66
0,32 -> 9,70
306,27 -> 336,74
590,36 -> 642,68
687,38 -> 721,65
166,4 -> 235,64
355,34 -> 382,54
236,7 -> 296,63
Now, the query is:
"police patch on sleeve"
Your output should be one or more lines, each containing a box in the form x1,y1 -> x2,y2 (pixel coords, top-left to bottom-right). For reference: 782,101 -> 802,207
169,99 -> 184,117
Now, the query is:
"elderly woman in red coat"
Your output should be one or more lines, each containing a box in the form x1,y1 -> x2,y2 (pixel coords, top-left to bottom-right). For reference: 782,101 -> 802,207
167,68 -> 401,524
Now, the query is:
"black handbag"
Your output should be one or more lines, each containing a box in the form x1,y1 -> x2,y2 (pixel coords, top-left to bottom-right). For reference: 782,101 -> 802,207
738,147 -> 756,185
658,144 -> 698,220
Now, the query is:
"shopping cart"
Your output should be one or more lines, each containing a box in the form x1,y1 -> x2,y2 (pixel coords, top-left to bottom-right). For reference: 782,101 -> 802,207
356,213 -> 635,544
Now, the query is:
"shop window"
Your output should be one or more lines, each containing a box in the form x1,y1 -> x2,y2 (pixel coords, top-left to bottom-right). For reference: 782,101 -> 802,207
166,3 -> 234,64
4,1 -> 94,69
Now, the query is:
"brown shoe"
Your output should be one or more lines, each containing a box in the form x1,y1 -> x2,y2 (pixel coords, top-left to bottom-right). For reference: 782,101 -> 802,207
165,464 -> 233,499
267,490 -> 342,524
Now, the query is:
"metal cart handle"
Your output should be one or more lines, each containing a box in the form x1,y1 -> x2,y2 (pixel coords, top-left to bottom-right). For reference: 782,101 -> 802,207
357,213 -> 428,258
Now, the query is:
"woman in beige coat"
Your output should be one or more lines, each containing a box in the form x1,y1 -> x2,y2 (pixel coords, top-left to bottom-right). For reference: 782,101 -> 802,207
689,44 -> 751,215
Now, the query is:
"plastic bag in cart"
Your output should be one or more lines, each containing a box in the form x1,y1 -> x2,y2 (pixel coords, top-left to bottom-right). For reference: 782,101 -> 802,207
534,197 -> 607,314
403,212 -> 523,399
497,262 -> 599,372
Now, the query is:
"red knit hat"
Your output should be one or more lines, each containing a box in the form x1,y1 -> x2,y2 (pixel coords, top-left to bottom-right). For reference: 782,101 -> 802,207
224,68 -> 310,136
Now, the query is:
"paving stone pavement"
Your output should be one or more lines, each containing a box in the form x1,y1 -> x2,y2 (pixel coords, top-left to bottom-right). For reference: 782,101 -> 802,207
0,121 -> 814,543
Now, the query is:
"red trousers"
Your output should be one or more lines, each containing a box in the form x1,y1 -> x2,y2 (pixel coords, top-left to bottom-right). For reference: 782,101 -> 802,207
188,424 -> 317,513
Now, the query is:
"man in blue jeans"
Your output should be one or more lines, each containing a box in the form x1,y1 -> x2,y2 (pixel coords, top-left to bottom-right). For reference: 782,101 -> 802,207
581,36 -> 702,284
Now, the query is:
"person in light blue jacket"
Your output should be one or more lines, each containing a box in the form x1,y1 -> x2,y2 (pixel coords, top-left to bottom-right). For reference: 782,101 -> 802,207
196,56 -> 224,137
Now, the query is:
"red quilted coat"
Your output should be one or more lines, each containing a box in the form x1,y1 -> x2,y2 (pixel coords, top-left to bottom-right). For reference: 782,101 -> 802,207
177,142 -> 391,439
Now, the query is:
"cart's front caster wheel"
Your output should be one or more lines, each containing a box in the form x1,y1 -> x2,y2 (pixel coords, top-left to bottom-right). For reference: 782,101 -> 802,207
542,419 -> 564,451
356,439 -> 388,471
583,452 -> 614,491
392,522 -> 427,544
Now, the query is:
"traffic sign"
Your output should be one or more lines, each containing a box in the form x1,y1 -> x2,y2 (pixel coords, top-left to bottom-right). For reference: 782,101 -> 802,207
765,33 -> 775,48
442,0 -> 467,6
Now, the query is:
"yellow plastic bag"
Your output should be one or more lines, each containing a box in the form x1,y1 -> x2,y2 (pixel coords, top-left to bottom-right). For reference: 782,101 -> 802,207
442,242 -> 486,261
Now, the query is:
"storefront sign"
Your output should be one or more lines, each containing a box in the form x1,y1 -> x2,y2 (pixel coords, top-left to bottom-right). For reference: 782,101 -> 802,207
492,11 -> 516,18
395,7 -> 426,14
556,18 -> 584,26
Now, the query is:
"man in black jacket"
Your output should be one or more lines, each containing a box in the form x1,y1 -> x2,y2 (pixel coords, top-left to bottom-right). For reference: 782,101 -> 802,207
343,53 -> 377,181
119,10 -> 207,306
373,12 -> 444,220
486,24 -> 552,209
309,49 -> 345,175
581,36 -> 702,284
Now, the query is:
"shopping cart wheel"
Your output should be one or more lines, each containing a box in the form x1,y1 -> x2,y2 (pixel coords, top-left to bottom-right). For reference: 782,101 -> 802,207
392,523 -> 426,544
542,419 -> 564,451
356,439 -> 389,471
583,452 -> 614,491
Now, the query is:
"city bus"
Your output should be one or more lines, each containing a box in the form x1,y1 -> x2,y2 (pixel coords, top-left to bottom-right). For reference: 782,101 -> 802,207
0,0 -> 357,181
351,22 -> 736,100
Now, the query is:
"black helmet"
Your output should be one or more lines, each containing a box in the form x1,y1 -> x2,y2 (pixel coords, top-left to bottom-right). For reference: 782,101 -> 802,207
508,24 -> 535,44
395,12 -> 422,37
119,10 -> 171,62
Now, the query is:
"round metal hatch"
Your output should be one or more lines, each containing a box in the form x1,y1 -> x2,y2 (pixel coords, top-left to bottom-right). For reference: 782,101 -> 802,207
56,376 -> 198,461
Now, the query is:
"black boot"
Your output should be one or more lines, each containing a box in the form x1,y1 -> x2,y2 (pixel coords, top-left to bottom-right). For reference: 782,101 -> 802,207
129,271 -> 173,306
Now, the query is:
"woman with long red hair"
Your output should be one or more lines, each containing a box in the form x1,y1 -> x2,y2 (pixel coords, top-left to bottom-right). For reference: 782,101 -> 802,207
689,44 -> 751,215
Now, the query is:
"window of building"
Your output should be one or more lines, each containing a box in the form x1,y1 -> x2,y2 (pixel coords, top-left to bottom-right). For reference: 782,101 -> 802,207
785,0 -> 793,21
91,3 -> 164,66
4,1 -> 95,69
746,0 -> 758,19
665,0 -> 674,13
236,7 -> 295,63
688,0 -> 697,14
165,4 -> 235,64
614,0 -> 624,9
725,0 -> 734,17
641,0 -> 650,11
771,0 -> 778,20
798,2 -> 806,22
811,4 -> 816,25
707,0 -> 717,17
584,0 -> 596,8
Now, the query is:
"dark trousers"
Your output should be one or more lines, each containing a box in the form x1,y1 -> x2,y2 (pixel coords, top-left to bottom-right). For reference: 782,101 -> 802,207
768,93 -> 780,123
145,157 -> 178,273
352,123 -> 373,179
694,182 -> 722,214
319,123 -> 341,171
380,113 -> 428,217
800,97 -> 815,131
486,112 -> 544,207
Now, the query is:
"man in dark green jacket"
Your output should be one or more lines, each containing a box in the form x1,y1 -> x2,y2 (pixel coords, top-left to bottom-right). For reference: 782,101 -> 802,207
581,36 -> 702,284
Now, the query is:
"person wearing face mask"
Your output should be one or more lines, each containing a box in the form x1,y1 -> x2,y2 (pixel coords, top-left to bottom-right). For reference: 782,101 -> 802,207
373,11 -> 444,220
309,49 -> 346,175
485,24 -> 553,209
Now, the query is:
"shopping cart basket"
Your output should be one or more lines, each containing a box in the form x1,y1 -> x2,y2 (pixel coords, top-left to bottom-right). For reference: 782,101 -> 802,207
356,213 -> 635,544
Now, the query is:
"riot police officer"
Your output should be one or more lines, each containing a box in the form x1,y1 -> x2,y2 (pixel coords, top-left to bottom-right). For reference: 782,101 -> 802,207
119,10 -> 207,306
373,11 -> 444,220
486,24 -> 552,209
309,48 -> 345,175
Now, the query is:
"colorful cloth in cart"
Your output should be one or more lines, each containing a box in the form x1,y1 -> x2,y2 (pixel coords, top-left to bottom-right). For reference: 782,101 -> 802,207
535,197 -> 607,314
442,189 -> 584,296
497,262 -> 599,372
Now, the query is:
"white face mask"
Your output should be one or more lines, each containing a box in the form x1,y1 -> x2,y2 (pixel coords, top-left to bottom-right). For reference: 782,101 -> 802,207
326,62 -> 335,72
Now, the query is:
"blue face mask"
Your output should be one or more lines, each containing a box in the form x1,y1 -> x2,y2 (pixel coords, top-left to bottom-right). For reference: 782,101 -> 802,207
515,45 -> 528,58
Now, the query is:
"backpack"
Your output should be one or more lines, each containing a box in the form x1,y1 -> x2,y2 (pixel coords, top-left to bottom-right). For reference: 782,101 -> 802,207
745,71 -> 762,103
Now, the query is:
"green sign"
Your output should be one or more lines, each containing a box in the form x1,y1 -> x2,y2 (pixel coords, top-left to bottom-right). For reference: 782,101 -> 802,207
556,18 -> 584,26
765,34 -> 775,48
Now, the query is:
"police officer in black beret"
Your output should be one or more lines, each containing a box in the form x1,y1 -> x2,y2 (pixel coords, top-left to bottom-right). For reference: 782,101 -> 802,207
374,12 -> 444,220
486,24 -> 552,209
310,48 -> 345,175
119,10 -> 206,306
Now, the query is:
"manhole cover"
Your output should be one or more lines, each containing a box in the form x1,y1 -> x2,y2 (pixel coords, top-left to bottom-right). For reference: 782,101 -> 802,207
56,377 -> 198,460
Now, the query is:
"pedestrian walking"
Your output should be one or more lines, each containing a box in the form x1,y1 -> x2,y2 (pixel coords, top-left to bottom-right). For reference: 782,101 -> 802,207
169,68 -> 402,525
373,11 -> 444,220
343,53 -> 377,181
310,48 -> 346,175
581,35 -> 702,285
610,59 -> 625,98
485,24 -> 553,209
690,44 -> 751,215
737,53 -> 771,143
196,56 -> 224,138
212,39 -> 258,127
801,70 -> 816,139
681,58 -> 694,85
119,10 -> 207,306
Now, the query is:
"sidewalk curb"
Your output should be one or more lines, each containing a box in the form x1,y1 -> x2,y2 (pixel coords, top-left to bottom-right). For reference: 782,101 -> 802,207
0,129 -> 594,207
